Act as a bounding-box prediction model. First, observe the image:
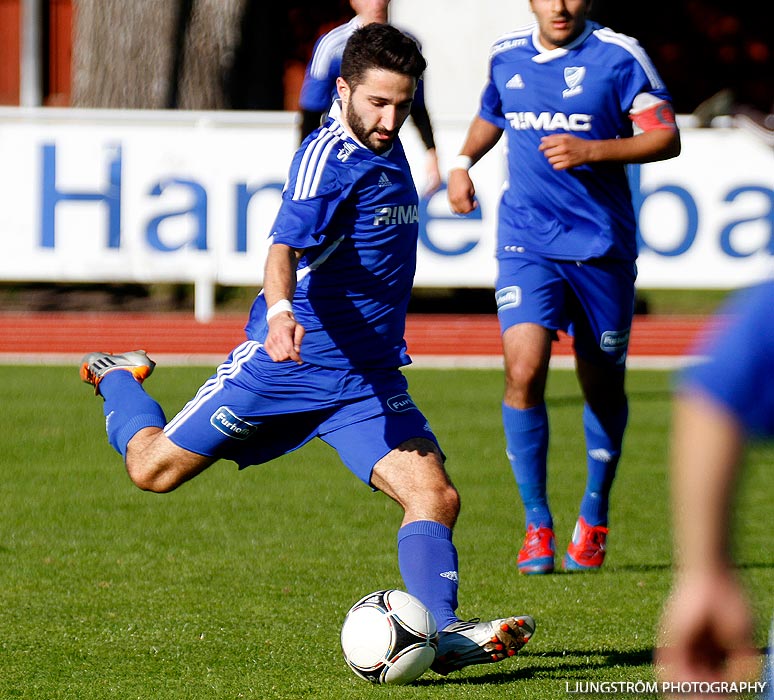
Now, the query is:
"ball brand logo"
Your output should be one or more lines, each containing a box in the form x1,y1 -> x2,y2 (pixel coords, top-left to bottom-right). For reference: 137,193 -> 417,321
505,111 -> 592,131
210,406 -> 256,440
373,204 -> 419,226
387,394 -> 417,412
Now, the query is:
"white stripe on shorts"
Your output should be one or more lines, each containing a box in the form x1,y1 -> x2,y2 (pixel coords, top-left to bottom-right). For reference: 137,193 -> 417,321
164,340 -> 261,438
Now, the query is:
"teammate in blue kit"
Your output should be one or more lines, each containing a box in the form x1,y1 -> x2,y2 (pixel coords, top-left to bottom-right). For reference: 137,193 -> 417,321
657,281 -> 774,697
298,0 -> 441,195
80,24 -> 535,676
448,0 -> 681,574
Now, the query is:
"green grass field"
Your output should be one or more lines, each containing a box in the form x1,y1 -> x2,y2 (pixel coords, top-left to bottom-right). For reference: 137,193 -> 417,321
1,366 -> 771,699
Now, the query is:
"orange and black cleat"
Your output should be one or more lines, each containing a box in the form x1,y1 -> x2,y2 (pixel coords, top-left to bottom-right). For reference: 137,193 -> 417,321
80,350 -> 156,396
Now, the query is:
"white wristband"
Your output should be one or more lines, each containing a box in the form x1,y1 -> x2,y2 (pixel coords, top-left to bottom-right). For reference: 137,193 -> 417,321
449,155 -> 473,172
266,299 -> 294,321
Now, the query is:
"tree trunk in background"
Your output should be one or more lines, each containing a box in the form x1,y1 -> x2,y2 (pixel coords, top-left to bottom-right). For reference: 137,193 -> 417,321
72,0 -> 175,108
175,0 -> 247,109
72,0 -> 246,109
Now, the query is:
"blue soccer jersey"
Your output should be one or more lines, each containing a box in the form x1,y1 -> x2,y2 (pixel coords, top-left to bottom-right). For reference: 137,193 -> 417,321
299,17 -> 428,114
680,281 -> 774,438
245,104 -> 420,370
480,21 -> 672,262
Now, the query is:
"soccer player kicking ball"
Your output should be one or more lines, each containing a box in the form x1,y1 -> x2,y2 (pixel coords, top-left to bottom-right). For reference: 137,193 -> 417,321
81,24 -> 535,676
448,0 -> 680,574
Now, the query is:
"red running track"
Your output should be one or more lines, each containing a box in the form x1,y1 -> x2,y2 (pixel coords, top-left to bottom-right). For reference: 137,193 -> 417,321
0,312 -> 709,361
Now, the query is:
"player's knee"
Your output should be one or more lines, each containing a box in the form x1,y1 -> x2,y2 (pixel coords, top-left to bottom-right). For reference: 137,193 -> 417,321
505,357 -> 541,388
438,481 -> 461,521
125,457 -> 181,493
505,366 -> 545,407
421,463 -> 460,521
404,477 -> 458,527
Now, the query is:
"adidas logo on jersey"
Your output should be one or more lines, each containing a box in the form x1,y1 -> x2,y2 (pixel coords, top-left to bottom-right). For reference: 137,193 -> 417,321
378,171 -> 392,188
506,73 -> 525,89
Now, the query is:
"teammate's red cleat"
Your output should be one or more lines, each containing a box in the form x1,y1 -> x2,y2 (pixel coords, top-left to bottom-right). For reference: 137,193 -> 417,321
563,517 -> 608,571
517,524 -> 555,574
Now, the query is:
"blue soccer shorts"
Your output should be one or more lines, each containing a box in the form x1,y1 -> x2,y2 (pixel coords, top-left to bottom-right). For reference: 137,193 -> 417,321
495,251 -> 637,366
163,341 -> 440,485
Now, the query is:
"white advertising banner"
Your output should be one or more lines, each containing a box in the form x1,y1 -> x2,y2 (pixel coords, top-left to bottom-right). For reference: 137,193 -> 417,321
1,108 -> 773,314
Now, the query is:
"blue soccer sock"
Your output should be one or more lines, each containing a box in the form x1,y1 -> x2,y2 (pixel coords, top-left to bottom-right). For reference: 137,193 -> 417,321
397,520 -> 459,631
579,399 -> 628,526
98,370 -> 167,458
502,402 -> 552,530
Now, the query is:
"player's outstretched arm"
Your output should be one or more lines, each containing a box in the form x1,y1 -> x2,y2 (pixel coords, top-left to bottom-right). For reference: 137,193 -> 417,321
263,243 -> 305,364
448,117 -> 503,215
656,393 -> 759,687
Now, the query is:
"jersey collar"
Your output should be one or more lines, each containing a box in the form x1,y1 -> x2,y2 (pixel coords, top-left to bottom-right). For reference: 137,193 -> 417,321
531,22 -> 594,63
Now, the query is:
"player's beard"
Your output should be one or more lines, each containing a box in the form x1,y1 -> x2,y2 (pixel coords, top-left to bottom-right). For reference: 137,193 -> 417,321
346,100 -> 394,155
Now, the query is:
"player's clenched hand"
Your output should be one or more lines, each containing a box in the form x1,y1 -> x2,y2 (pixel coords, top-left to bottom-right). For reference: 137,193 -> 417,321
539,134 -> 594,170
447,169 -> 479,215
264,313 -> 305,364
655,571 -> 759,695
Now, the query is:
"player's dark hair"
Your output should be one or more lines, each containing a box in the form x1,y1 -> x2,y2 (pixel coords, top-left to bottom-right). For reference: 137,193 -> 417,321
341,23 -> 426,92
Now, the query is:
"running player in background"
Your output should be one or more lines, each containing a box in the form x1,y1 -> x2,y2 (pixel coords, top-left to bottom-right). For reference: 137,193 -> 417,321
80,23 -> 535,677
657,281 -> 773,698
448,0 -> 680,574
298,0 -> 442,195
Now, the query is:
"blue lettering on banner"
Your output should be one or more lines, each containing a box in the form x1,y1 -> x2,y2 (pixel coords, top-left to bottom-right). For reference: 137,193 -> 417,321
630,164 -> 698,256
235,182 -> 284,252
719,186 -> 774,257
419,183 -> 481,256
35,144 -> 774,268
631,164 -> 774,258
41,142 -> 123,248
147,178 -> 208,251
38,142 -> 288,255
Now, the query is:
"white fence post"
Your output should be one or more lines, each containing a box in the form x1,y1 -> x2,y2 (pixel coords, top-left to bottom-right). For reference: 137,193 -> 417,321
194,277 -> 215,323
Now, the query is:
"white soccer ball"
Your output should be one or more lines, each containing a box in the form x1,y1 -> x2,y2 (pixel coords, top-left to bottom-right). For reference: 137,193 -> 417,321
341,589 -> 438,685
